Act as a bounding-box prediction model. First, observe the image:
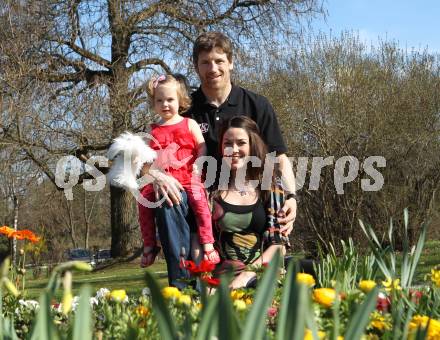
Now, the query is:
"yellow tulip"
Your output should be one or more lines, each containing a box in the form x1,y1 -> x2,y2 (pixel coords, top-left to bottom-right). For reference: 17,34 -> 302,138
178,294 -> 192,306
161,286 -> 182,300
409,315 -> 440,339
304,329 -> 326,340
230,290 -> 245,300
359,280 -> 376,293
233,299 -> 247,311
313,288 -> 336,308
296,273 -> 316,287
109,289 -> 127,302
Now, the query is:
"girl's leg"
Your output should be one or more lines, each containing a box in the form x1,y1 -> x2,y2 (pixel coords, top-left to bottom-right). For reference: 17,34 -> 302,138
184,182 -> 220,264
138,187 -> 158,267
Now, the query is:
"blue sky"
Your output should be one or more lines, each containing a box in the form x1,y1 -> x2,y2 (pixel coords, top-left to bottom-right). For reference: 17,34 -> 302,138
312,0 -> 440,53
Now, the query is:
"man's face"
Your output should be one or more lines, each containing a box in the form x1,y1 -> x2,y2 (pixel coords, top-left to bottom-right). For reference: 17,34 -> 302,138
195,48 -> 233,91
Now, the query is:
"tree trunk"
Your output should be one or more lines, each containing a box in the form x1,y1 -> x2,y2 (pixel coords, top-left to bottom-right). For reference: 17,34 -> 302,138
110,186 -> 139,257
12,194 -> 18,266
108,59 -> 140,256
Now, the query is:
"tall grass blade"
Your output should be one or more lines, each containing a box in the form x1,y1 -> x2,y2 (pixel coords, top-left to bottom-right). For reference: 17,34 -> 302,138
242,253 -> 280,340
276,260 -> 308,340
144,271 -> 177,340
218,273 -> 240,340
195,294 -> 219,340
72,285 -> 92,340
30,291 -> 60,340
344,287 -> 378,339
408,222 -> 427,286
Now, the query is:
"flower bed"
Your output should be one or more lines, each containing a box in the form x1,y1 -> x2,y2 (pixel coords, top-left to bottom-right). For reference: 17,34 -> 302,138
1,210 -> 439,339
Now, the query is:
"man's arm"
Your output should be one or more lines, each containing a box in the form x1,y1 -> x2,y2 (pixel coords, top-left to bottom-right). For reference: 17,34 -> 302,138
277,153 -> 297,235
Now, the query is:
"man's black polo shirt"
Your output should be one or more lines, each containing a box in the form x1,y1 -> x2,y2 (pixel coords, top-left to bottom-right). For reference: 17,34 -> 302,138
183,85 -> 287,161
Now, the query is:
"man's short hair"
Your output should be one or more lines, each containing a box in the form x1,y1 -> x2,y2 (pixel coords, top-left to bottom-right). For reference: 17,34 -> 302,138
193,32 -> 233,65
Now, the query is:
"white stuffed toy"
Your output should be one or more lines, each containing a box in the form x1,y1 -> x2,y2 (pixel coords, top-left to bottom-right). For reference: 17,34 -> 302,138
107,132 -> 157,190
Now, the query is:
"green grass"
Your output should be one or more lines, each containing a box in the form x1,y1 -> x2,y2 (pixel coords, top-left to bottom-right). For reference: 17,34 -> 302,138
23,260 -> 168,300
20,239 -> 440,299
414,239 -> 440,282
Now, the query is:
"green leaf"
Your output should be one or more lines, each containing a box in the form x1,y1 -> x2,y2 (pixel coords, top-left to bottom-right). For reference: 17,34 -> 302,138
407,222 -> 427,287
344,287 -> 378,339
218,274 -> 240,340
72,285 -> 92,340
242,254 -> 280,340
276,260 -> 308,340
30,291 -> 60,340
195,294 -> 219,340
144,271 -> 177,340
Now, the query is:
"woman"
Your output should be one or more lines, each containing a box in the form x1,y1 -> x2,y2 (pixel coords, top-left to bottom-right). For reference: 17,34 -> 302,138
212,115 -> 291,289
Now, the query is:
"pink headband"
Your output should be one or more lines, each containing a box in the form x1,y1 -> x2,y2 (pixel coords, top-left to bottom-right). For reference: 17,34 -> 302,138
152,74 -> 166,88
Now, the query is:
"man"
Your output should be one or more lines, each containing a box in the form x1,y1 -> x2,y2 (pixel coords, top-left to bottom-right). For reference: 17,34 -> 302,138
147,32 -> 297,287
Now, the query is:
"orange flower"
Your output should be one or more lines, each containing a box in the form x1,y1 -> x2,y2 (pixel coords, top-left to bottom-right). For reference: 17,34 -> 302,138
0,227 -> 40,243
12,230 -> 40,243
0,226 -> 16,237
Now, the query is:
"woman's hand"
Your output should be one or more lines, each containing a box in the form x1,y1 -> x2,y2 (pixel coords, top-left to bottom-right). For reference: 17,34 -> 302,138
277,197 -> 297,236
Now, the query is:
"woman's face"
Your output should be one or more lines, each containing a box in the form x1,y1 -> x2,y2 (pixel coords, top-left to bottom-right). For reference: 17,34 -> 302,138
221,127 -> 250,171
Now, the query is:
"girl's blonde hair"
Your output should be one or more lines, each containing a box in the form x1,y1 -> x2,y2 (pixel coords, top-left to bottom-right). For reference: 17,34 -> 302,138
147,74 -> 191,113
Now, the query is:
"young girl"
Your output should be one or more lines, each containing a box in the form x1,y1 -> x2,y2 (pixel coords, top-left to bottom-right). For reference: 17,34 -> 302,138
138,74 -> 220,278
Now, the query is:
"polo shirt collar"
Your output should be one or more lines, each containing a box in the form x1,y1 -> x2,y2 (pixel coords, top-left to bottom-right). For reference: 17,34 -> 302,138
193,83 -> 240,107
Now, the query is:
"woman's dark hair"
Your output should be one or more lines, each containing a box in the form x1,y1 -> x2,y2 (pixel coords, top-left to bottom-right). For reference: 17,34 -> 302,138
218,115 -> 270,200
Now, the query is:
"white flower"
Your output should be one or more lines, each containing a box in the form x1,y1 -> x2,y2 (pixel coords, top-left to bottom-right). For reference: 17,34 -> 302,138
89,297 -> 99,307
142,287 -> 151,296
71,296 -> 80,311
95,288 -> 110,300
378,292 -> 387,299
19,299 -> 39,310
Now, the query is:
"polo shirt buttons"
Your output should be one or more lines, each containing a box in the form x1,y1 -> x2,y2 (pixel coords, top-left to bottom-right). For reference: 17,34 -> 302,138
216,117 -> 220,121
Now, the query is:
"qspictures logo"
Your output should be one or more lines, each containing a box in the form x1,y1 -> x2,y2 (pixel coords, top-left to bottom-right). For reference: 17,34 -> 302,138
55,134 -> 386,206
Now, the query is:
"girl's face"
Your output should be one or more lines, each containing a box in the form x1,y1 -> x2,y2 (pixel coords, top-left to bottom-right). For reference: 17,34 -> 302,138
221,127 -> 251,171
153,83 -> 180,120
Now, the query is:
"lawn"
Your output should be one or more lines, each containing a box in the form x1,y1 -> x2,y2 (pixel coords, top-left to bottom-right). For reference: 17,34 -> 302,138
23,260 -> 169,299
22,239 -> 440,300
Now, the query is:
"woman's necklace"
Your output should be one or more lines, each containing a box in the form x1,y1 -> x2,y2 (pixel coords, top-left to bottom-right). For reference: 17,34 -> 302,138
229,183 -> 255,196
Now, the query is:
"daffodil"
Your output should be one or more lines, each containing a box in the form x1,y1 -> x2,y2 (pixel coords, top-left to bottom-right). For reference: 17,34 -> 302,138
296,273 -> 316,287
359,280 -> 376,293
62,292 -> 73,315
430,268 -> 440,288
382,277 -> 401,292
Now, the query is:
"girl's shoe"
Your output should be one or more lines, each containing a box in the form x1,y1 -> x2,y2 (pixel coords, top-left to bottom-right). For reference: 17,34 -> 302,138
141,246 -> 161,268
203,248 -> 221,265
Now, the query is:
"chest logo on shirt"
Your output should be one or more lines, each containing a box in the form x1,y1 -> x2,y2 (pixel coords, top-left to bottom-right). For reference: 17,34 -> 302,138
200,123 -> 209,133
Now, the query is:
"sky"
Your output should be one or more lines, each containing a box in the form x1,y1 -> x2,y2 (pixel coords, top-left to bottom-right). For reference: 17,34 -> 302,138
312,0 -> 440,53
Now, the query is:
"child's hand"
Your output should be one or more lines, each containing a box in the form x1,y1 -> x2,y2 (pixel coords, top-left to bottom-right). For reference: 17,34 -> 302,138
203,244 -> 220,265
141,246 -> 160,268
